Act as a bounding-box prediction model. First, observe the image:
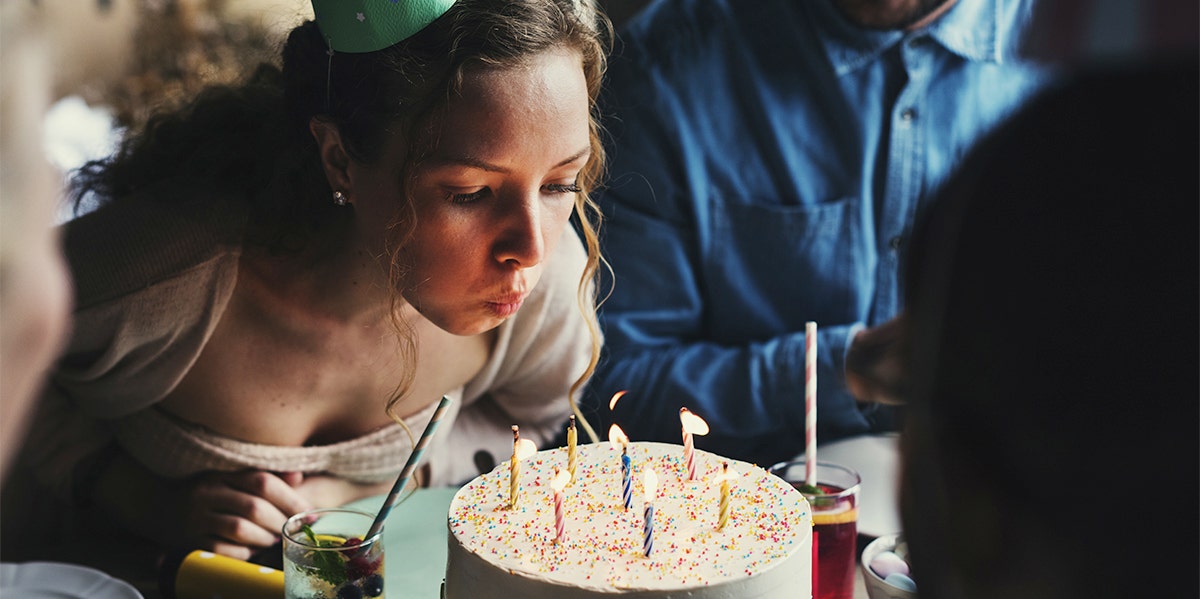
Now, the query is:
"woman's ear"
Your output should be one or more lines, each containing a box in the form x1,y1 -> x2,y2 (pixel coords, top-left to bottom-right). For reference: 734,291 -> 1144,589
310,118 -> 352,192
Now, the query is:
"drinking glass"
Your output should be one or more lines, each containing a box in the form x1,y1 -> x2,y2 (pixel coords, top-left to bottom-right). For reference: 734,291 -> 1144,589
282,507 -> 384,599
770,460 -> 861,599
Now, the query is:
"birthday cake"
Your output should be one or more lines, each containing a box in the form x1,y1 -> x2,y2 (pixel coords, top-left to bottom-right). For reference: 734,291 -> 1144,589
444,441 -> 812,598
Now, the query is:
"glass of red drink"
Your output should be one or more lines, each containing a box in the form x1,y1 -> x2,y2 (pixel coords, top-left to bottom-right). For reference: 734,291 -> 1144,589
769,460 -> 861,599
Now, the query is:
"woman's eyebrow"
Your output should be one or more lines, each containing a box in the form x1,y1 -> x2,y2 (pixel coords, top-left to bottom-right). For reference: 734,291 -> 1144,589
554,146 -> 592,168
428,146 -> 591,173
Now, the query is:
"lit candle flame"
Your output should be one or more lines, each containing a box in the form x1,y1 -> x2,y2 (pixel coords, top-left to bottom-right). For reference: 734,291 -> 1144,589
515,438 -> 537,460
608,390 -> 628,411
608,423 -> 630,450
679,408 -> 710,435
643,468 -> 659,501
551,467 -> 571,493
713,465 -> 739,483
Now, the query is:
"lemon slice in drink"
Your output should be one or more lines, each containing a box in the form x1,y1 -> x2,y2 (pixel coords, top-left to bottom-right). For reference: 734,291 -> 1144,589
811,502 -> 858,525
314,534 -> 348,546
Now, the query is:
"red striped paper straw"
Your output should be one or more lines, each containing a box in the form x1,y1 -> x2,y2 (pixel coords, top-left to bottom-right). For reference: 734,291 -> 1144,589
805,321 -> 817,488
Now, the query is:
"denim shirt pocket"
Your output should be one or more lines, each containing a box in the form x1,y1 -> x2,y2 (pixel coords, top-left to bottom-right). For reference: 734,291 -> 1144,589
705,196 -> 872,341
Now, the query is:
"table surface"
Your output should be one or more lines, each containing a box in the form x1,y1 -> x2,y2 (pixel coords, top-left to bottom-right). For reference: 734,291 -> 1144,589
347,487 -> 870,599
351,433 -> 900,598
12,435 -> 901,598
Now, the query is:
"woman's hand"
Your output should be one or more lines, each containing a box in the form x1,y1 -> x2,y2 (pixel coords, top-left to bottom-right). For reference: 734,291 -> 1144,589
95,456 -> 314,560
293,473 -> 394,509
168,470 -> 315,559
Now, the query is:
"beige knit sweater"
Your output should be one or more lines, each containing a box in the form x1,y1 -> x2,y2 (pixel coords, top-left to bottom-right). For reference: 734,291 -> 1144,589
27,192 -> 598,504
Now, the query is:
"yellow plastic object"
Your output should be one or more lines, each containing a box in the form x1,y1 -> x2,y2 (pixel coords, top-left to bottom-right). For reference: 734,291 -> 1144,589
167,550 -> 284,599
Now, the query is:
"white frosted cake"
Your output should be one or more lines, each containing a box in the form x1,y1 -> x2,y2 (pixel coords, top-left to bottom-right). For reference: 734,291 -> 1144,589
445,441 -> 812,598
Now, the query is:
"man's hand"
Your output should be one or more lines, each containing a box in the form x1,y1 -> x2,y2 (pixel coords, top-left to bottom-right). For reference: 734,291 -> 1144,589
845,313 -> 908,405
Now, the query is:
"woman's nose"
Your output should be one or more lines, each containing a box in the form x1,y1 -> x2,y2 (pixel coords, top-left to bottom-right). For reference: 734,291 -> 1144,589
492,195 -> 545,268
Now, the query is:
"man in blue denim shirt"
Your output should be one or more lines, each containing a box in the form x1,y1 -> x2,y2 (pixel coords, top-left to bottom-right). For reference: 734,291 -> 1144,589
588,0 -> 1053,464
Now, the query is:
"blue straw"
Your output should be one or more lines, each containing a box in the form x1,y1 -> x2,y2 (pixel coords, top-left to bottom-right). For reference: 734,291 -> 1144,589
363,395 -> 452,541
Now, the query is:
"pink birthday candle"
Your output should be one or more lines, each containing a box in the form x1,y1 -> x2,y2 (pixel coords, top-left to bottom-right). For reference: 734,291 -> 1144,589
551,467 -> 569,544
678,408 -> 710,481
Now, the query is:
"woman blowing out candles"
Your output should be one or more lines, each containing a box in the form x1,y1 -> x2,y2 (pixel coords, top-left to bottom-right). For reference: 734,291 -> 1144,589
9,0 -> 611,562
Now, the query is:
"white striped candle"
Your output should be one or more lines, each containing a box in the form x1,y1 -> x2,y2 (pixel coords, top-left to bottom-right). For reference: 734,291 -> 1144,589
805,321 -> 818,488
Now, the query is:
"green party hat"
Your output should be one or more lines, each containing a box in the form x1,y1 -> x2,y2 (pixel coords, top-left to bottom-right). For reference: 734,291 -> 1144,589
311,0 -> 458,54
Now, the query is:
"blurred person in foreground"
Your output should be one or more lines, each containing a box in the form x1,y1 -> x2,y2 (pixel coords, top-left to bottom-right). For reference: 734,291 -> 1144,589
0,0 -> 139,482
0,4 -> 74,482
896,58 -> 1198,598
7,0 -> 612,565
587,0 -> 1054,463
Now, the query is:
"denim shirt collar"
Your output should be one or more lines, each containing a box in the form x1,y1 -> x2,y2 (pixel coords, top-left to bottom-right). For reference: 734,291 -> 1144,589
813,0 -> 1012,76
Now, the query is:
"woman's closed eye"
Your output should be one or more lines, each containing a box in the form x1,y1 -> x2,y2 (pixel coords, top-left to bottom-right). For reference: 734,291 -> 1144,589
545,183 -> 581,194
448,183 -> 580,204
448,188 -> 489,204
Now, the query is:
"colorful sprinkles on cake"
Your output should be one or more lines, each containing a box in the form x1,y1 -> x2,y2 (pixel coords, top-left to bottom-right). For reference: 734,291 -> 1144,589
448,442 -> 811,592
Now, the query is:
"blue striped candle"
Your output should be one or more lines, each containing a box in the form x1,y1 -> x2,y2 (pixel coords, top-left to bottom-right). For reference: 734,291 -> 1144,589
643,502 -> 655,557
621,447 -> 632,511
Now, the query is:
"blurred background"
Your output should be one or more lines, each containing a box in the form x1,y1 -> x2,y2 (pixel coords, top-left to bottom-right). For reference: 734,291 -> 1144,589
7,0 -> 1195,221
9,0 -> 654,223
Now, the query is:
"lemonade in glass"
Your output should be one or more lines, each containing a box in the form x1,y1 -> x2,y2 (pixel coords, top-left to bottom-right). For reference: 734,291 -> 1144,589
282,508 -> 384,599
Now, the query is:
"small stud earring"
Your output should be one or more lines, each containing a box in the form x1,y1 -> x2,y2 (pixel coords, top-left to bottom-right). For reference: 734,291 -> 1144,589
333,190 -> 349,206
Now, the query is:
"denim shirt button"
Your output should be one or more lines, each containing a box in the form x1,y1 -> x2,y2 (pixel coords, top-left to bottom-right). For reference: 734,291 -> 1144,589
888,235 -> 902,250
900,108 -> 917,122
